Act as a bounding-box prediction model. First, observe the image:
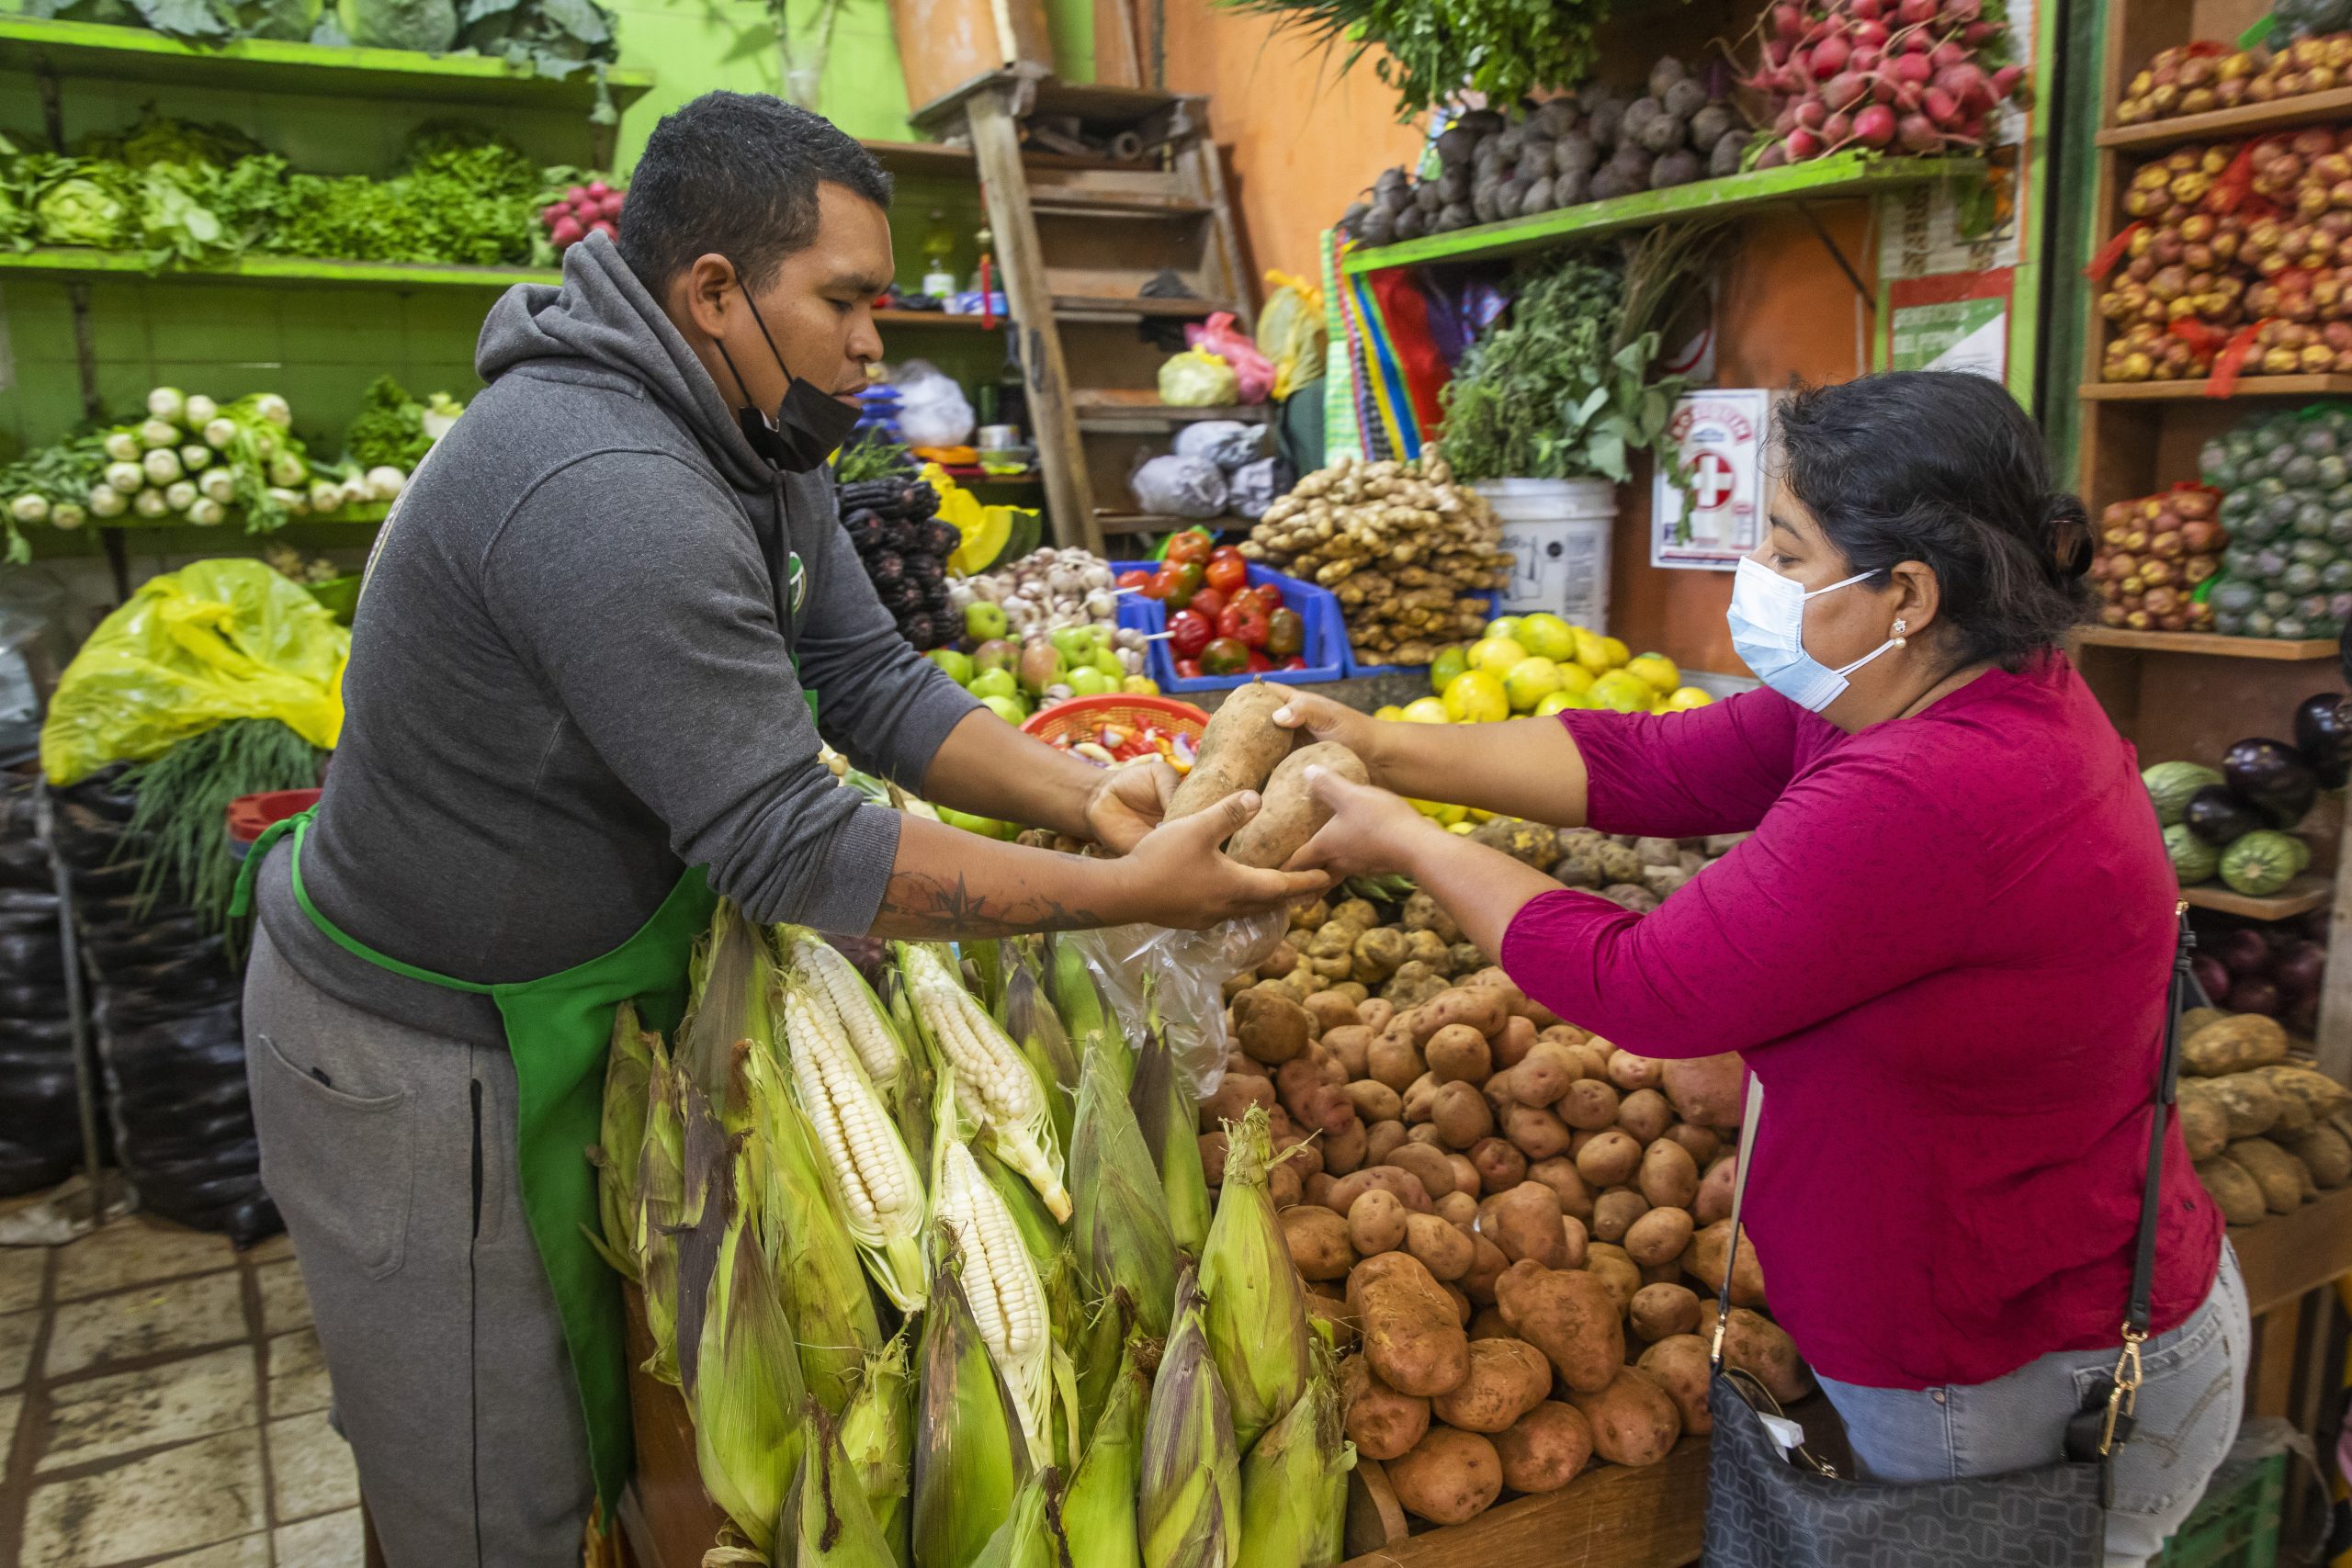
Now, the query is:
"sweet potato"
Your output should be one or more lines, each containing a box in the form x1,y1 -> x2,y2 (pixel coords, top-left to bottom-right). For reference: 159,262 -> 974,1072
1583,1245 -> 1641,1313
1636,1335 -> 1713,1436
1432,1337 -> 1554,1433
1387,1427 -> 1503,1526
1637,1138 -> 1700,1211
1426,1023 -> 1493,1085
1566,1368 -> 1681,1467
1681,1219 -> 1766,1307
1231,988 -> 1313,1066
1501,1102 -> 1572,1161
1616,1087 -> 1674,1145
1470,1136 -> 1527,1195
1495,1402 -> 1593,1495
1660,1052 -> 1746,1128
2176,1084 -> 2230,1162
1348,1250 -> 1473,1397
1705,1305 -> 1811,1402
1431,1081 -> 1497,1148
1340,1354 -> 1430,1461
1495,1259 -> 1623,1393
1460,1233 -> 1511,1304
1629,1282 -> 1702,1342
1406,1212 -> 1476,1281
2183,1014 -> 2290,1078
1280,1204 -> 1354,1280
1349,1188 -> 1408,1255
1527,1156 -> 1595,1220
1575,1129 -> 1643,1188
1493,1014 -> 1538,1069
1165,682 -> 1295,820
1328,1166 -> 1432,1216
1590,1189 -> 1650,1244
2259,1064 -> 2352,1130
1693,1156 -> 1737,1225
2285,1123 -> 2352,1188
1322,1024 -> 1373,1079
1385,1141 -> 1457,1201
1625,1205 -> 1696,1269
2198,1156 -> 2267,1224
2228,1136 -> 2315,1213
1485,1180 -> 1571,1269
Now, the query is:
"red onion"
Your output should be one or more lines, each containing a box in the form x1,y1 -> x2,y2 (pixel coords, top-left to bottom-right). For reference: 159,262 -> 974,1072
2215,928 -> 2271,977
2231,977 -> 2282,1018
2273,939 -> 2328,998
2191,953 -> 2233,1004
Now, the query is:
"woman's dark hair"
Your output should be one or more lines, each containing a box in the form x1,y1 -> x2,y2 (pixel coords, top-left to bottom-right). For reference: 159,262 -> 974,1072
1774,371 -> 2091,673
618,92 -> 892,296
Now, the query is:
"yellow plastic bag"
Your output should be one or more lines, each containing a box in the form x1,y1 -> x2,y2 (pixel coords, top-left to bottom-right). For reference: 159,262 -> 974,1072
1159,349 -> 1239,408
1257,271 -> 1328,401
41,558 -> 350,785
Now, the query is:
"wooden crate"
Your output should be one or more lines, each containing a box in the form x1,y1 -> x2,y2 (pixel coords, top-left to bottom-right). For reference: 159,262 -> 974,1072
1341,1440 -> 1709,1567
618,1288 -> 728,1568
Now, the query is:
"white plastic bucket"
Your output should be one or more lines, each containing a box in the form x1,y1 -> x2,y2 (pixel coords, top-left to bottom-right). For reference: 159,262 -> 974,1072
1477,478 -> 1618,631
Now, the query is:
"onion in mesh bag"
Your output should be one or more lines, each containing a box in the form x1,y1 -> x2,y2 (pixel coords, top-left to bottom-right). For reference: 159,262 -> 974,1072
1172,420 -> 1265,473
1130,455 -> 1228,520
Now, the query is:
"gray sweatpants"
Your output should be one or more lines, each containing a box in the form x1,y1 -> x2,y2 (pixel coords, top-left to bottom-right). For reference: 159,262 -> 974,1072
243,923 -> 593,1567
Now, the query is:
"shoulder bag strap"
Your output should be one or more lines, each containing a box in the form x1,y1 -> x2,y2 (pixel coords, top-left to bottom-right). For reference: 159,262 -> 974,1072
1708,1072 -> 1764,1371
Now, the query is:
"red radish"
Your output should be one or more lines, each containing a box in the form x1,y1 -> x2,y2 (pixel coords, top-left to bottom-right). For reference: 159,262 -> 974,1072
1774,104 -> 1803,134
1896,0 -> 1936,23
1795,97 -> 1829,129
1812,33 -> 1852,73
591,220 -> 618,239
1850,18 -> 1888,45
1928,37 -> 1965,69
1759,141 -> 1792,168
1895,79 -> 1924,111
1853,45 -> 1883,71
1766,38 -> 1792,66
1890,50 -> 1932,82
1897,111 -> 1940,150
1824,109 -> 1856,141
565,185 -> 588,205
587,180 -> 612,198
1824,71 -> 1867,108
1851,0 -> 1883,17
1944,0 -> 1982,21
1773,3 -> 1804,39
551,215 -> 586,246
1853,103 -> 1897,145
1900,26 -> 1933,51
1871,72 -> 1899,102
599,195 -> 625,221
1787,127 -> 1825,159
1990,63 -> 2022,98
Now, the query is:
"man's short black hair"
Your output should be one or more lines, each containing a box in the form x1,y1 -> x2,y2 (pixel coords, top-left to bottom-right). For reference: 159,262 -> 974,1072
617,91 -> 892,297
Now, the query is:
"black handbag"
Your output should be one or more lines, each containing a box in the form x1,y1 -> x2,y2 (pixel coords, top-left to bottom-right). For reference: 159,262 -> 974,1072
1702,908 -> 2196,1567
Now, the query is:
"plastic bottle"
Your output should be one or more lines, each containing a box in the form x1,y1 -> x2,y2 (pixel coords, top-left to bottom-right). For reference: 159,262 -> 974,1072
919,209 -> 957,298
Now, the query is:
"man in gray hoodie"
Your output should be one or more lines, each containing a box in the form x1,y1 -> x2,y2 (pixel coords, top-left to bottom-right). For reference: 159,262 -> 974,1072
240,91 -> 1318,1565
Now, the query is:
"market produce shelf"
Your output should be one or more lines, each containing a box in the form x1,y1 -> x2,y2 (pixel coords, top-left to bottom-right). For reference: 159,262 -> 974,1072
2075,626 -> 2340,660
1073,393 -> 1273,431
2178,874 -> 2333,919
1055,294 -> 1233,320
1339,153 -> 1985,275
874,309 -> 1001,330
0,16 -> 652,109
2232,1181 -> 2352,1313
0,248 -> 557,289
1094,508 -> 1251,534
2078,376 -> 2352,400
2098,87 -> 2352,151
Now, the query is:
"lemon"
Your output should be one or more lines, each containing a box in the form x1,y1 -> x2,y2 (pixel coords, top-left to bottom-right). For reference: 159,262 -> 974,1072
1627,652 -> 1680,694
1516,613 -> 1575,661
1555,661 -> 1596,695
1121,674 -> 1161,694
1469,636 -> 1529,676
1374,704 -> 1407,721
1402,696 -> 1451,724
1485,615 -> 1524,645
1570,626 -> 1611,674
1535,689 -> 1594,716
1443,668 -> 1510,723
1666,685 -> 1715,710
1430,645 -> 1471,695
1590,670 -> 1655,713
1600,635 -> 1632,668
1502,656 -> 1566,712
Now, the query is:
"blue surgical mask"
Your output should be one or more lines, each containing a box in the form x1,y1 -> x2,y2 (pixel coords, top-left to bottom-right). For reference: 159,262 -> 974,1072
1724,557 -> 1897,714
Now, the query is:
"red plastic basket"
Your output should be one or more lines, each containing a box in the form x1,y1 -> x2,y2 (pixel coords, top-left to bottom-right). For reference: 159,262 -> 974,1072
1020,694 -> 1212,746
226,788 -> 322,847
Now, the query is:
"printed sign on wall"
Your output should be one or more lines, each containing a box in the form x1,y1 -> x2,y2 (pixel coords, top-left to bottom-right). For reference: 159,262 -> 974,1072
1652,389 -> 1773,570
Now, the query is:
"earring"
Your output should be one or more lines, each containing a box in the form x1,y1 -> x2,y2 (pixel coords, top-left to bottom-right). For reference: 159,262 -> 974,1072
1892,618 -> 1907,649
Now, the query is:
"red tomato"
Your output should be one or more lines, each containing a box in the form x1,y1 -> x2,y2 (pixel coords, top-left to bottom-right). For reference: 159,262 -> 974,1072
1188,586 -> 1228,625
1200,637 -> 1250,675
1115,569 -> 1152,592
1204,554 -> 1249,594
1209,543 -> 1245,564
1167,608 -> 1215,660
1217,600 -> 1272,649
1281,655 -> 1308,671
1175,657 -> 1204,679
1244,650 -> 1273,672
1164,530 -> 1214,567
1265,606 -> 1305,658
1252,579 -> 1284,608
1142,567 -> 1176,601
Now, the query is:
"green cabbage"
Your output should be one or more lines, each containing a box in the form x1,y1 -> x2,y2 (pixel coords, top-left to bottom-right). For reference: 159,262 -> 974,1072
31,163 -> 134,250
335,0 -> 458,50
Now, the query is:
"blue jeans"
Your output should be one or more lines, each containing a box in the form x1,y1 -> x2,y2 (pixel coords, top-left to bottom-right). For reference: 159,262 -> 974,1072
1818,1246 -> 2249,1568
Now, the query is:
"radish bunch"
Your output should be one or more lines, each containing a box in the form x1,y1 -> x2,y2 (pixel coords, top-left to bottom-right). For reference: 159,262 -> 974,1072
1744,0 -> 2027,166
542,180 -> 626,253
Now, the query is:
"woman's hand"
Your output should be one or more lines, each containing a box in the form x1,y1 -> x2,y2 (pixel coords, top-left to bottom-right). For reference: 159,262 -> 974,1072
1083,758 -> 1179,853
1115,792 -> 1331,928
1287,766 -> 1443,881
1272,692 -> 1387,781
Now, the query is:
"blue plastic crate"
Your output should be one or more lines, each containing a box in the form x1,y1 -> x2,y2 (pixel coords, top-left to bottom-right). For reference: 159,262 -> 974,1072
1113,561 -> 1347,692
1341,590 -> 1504,679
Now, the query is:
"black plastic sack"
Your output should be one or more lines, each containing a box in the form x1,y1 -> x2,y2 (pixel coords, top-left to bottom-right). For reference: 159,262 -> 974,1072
0,982 -> 68,1021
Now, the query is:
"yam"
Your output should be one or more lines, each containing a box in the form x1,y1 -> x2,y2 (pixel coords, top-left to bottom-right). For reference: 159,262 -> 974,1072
1231,989 -> 1313,1066
1327,1166 -> 1432,1216
1349,1188 -> 1409,1255
1527,1156 -> 1595,1220
1406,1212 -> 1476,1281
1426,1023 -> 1493,1085
1591,1189 -> 1651,1244
1629,1281 -> 1702,1342
1565,1368 -> 1682,1467
2183,1015 -> 2290,1077
2228,1135 -> 2316,1213
1635,1335 -> 1713,1436
2284,1123 -> 2352,1188
1164,682 -> 1295,820
1280,1204 -> 1354,1280
1348,1250 -> 1473,1396
1575,1129 -> 1643,1188
1485,1180 -> 1571,1269
1681,1218 -> 1767,1307
1386,1427 -> 1503,1526
1432,1337 -> 1554,1433
1617,1088 -> 1674,1144
1495,1402 -> 1593,1494
2198,1156 -> 2267,1224
1495,1259 -> 1623,1393
1624,1205 -> 1696,1269
1660,1053 -> 1746,1127
1340,1355 -> 1430,1461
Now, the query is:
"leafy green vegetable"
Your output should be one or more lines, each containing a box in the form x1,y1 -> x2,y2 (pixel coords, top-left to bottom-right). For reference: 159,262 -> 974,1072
0,435 -> 110,562
137,164 -> 236,265
344,377 -> 437,470
834,435 -> 914,483
76,109 -> 262,171
27,157 -> 137,249
335,0 -> 458,50
1216,0 -> 1597,118
120,717 -> 325,936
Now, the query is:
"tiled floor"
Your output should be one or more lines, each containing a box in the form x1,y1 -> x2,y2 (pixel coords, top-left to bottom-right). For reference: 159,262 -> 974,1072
0,1217 -> 362,1568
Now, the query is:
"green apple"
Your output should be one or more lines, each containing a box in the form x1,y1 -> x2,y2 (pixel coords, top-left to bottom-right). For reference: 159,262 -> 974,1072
965,601 -> 1009,641
1091,645 -> 1125,678
978,693 -> 1028,726
969,667 -> 1018,703
929,647 -> 975,685
1049,623 -> 1099,663
1068,664 -> 1112,696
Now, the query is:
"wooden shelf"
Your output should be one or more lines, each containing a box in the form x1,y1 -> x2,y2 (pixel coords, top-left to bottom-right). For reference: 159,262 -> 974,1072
2079,375 -> 2352,400
0,247 -> 554,289
1054,294 -> 1228,320
874,308 -> 1001,330
0,16 -> 651,108
2098,86 -> 2352,150
1340,153 -> 1984,274
1094,509 -> 1250,533
1073,393 -> 1273,430
2075,626 -> 2341,659
2180,873 -> 2333,919
1341,1438 -> 1706,1566
2231,1180 -> 2352,1313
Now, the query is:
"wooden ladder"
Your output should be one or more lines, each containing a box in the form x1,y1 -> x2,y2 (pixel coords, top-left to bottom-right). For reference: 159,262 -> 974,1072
910,66 -> 1268,558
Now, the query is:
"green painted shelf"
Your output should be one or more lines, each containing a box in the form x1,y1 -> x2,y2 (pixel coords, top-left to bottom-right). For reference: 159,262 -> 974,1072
0,15 -> 652,109
0,247 -> 556,289
1340,153 -> 1985,274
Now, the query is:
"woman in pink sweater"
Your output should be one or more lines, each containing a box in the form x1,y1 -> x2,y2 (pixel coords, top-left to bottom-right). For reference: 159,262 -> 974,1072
1280,373 -> 2245,1565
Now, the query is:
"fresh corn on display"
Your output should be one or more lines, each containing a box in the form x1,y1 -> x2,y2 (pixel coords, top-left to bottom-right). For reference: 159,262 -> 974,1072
1139,1267 -> 1241,1568
899,942 -> 1073,1224
1199,1107 -> 1312,1453
782,924 -> 913,1103
933,1135 -> 1054,1461
1234,1364 -> 1351,1568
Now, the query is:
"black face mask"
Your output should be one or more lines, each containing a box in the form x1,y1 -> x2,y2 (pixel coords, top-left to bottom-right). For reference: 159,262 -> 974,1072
710,279 -> 862,473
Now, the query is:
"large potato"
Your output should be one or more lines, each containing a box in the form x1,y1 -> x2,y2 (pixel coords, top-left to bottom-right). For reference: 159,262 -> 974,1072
1484,1180 -> 1570,1269
1279,1204 -> 1354,1280
1495,1402 -> 1594,1494
1566,1368 -> 1682,1467
1495,1259 -> 1623,1393
1431,1337 -> 1553,1433
1637,1138 -> 1700,1210
1348,1250 -> 1473,1396
1660,1052 -> 1746,1128
1386,1427 -> 1503,1526
1629,1281 -> 1702,1342
1702,1304 -> 1812,1402
1230,988 -> 1313,1066
1681,1218 -> 1767,1306
1625,1205 -> 1696,1269
1340,1354 -> 1430,1461
1636,1335 -> 1713,1436
1226,741 -> 1368,868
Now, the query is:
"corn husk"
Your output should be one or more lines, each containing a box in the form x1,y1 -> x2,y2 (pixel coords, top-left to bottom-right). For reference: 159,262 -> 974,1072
1060,1338 -> 1148,1568
910,1266 -> 1028,1568
840,1336 -> 914,1567
673,1076 -> 731,1395
1070,1288 -> 1135,1452
964,937 -> 1010,1019
1048,933 -> 1128,1091
780,925 -> 915,1114
1070,1047 -> 1176,1345
1130,1023 -> 1210,1256
737,1041 -> 882,1414
1001,942 -> 1079,1154
1199,1107 -> 1310,1452
779,1403 -> 900,1568
1139,1267 -> 1239,1568
594,1002 -> 659,1282
693,1147 -> 806,1556
677,904 -> 776,1114
1234,1364 -> 1352,1568
967,1469 -> 1065,1568
635,1055 -> 689,1385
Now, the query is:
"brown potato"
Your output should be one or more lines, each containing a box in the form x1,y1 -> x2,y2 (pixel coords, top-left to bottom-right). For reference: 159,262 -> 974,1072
1427,1023 -> 1494,1085
1323,1118 -> 1368,1177
1276,1055 -> 1356,1139
1468,1305 -> 1514,1341
1445,1151 -> 1480,1193
1304,1171 -> 1337,1209
1443,1281 -> 1474,1325
1629,1282 -> 1702,1342
1364,1120 -> 1408,1165
1693,1155 -> 1736,1225
1460,1233 -> 1510,1304
1432,1337 -> 1553,1433
1327,1166 -> 1433,1216
1583,1244 -> 1641,1313
1660,1052 -> 1746,1128
1407,1212 -> 1476,1280
1502,1102 -> 1573,1160
1495,1259 -> 1623,1393
1348,1250 -> 1473,1397
1165,682 -> 1295,819
1322,1023 -> 1374,1079
1470,1136 -> 1528,1194
1406,1122 -> 1444,1151
1608,1051 -> 1665,1092
1200,1073 -> 1277,1132
1340,1354 -> 1430,1461
1625,1205 -> 1696,1269
1590,1189 -> 1650,1244
1401,1071 -> 1442,1123
1559,1213 -> 1590,1270
1435,1190 -> 1479,1229
1199,1131 -> 1229,1186
1636,1335 -> 1713,1436
1386,1427 -> 1503,1526
1366,1035 -> 1425,1094
1306,1292 -> 1358,1350
1637,1138 -> 1701,1210
1385,1141 -> 1458,1200
1664,1123 -> 1721,1167
1510,1043 -> 1580,1106
1495,1402 -> 1594,1494
1356,997 -> 1396,1033
1566,1368 -> 1682,1467
1231,988 -> 1313,1065
1410,987 -> 1510,1043
1555,1078 -> 1623,1132
1346,1079 -> 1404,1123
1304,989 -> 1362,1035
1280,1204 -> 1355,1280
1639,1259 -> 1681,1288
1526,1156 -> 1595,1221
1681,1219 -> 1766,1306
1493,1014 -> 1538,1069
1576,1129 -> 1643,1187
1702,1304 -> 1812,1402
1431,1081 -> 1497,1149
1225,1049 -> 1268,1080
1561,1043 -> 1612,1082
1269,1161 -> 1303,1211
1348,1188 -> 1409,1255
1484,1180 -> 1570,1269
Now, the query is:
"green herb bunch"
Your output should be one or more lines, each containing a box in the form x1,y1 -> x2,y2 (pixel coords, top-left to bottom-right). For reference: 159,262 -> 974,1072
1216,0 -> 1598,118
119,717 -> 326,936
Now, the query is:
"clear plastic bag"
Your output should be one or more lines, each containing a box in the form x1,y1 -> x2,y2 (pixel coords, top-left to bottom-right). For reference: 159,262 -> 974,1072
892,360 -> 977,447
1065,910 -> 1289,1096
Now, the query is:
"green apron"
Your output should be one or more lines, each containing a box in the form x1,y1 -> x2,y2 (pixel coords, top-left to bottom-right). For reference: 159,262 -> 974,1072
232,810 -> 718,1513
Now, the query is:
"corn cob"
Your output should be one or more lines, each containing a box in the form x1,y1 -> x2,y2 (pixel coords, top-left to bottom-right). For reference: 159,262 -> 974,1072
692,1147 -> 806,1557
1234,1364 -> 1352,1568
634,1055 -> 688,1386
933,1136 -> 1054,1462
781,926 -> 912,1103
1140,1266 -> 1240,1568
900,942 -> 1070,1223
840,1336 -> 914,1566
779,972 -> 930,1314
1060,1339 -> 1148,1568
911,1266 -> 1026,1568
783,1402 -> 901,1567
1130,1022 -> 1211,1255
593,1001 -> 659,1282
1001,946 -> 1079,1156
1200,1107 -> 1311,1452
1070,1048 -> 1176,1344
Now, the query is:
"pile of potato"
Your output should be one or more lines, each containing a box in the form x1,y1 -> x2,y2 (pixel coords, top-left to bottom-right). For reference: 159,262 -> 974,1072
1203,967 -> 1806,1528
2177,1011 -> 2352,1223
2113,36 -> 2352,125
1239,449 -> 1510,671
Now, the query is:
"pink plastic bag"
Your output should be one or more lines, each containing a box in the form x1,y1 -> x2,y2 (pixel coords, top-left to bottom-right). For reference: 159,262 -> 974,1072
1183,311 -> 1275,403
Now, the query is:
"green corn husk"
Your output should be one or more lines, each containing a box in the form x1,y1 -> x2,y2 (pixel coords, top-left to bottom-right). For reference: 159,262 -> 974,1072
910,1267 -> 1028,1568
1048,934 -> 1128,1091
840,1336 -> 915,1568
1070,1288 -> 1136,1451
1139,1268 -> 1239,1568
636,1055 -> 689,1386
779,1403 -> 900,1568
1069,1048 -> 1176,1345
693,1147 -> 807,1556
1001,941 -> 1079,1154
968,1468 -> 1065,1568
739,1043 -> 883,1415
1234,1364 -> 1353,1568
673,1076 -> 731,1395
678,903 -> 777,1116
965,938 -> 1010,1019
593,1001 -> 659,1282
1199,1107 -> 1311,1452
1061,1338 -> 1148,1568
1130,1024 -> 1210,1257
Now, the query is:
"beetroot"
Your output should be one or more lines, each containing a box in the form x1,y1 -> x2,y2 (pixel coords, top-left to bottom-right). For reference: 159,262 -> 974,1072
2214,928 -> 2272,977
2230,977 -> 2283,1018
2191,953 -> 2233,1005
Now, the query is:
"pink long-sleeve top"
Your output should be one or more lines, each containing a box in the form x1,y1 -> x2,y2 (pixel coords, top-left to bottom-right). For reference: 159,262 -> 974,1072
1501,654 -> 2223,1390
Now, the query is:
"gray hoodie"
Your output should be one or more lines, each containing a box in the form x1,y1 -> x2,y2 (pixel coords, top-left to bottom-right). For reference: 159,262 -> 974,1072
256,232 -> 978,1045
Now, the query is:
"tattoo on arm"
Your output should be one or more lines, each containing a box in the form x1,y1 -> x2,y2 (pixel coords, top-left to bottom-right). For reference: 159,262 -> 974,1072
869,867 -> 1112,939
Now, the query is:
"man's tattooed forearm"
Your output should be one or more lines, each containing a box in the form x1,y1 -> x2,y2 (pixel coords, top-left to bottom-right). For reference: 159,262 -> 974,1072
869,869 -> 1112,939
